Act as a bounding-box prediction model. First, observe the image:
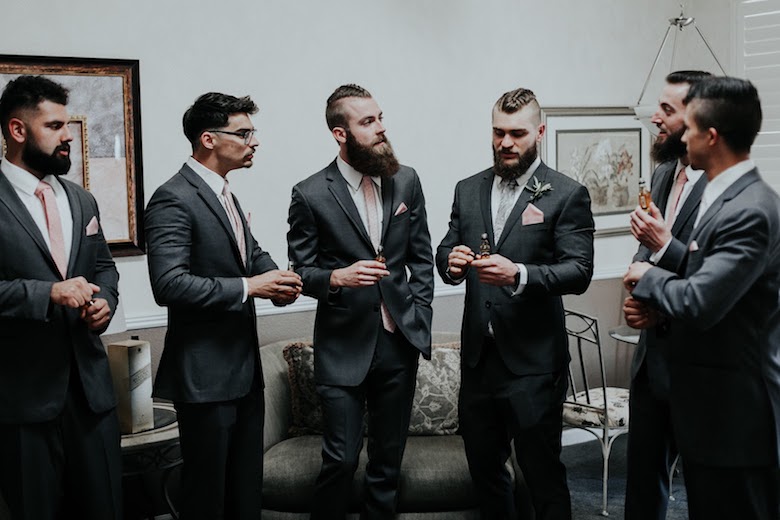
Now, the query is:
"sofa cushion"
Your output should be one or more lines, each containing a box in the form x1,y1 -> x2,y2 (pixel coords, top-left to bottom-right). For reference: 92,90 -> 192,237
283,342 -> 462,436
263,435 -> 493,513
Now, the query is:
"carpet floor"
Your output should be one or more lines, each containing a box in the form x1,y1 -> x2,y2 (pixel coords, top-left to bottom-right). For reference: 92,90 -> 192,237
563,434 -> 688,519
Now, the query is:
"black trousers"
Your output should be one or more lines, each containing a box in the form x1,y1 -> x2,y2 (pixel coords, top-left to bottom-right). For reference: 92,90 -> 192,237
311,330 -> 419,520
625,362 -> 678,520
684,462 -> 780,520
0,375 -> 122,520
459,339 -> 571,520
174,370 -> 264,520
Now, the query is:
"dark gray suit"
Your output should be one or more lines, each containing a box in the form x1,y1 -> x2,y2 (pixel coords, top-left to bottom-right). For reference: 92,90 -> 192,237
0,167 -> 121,519
633,168 -> 780,518
146,163 -> 278,519
288,160 -> 433,518
437,163 -> 594,520
625,161 -> 706,520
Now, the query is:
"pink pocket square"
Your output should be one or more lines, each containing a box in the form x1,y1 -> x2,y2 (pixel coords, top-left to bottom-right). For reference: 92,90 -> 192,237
689,240 -> 699,252
394,202 -> 408,216
85,216 -> 99,236
521,203 -> 544,225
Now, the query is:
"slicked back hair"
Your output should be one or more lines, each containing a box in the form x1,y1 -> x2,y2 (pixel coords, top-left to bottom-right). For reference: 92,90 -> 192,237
666,70 -> 712,87
493,88 -> 541,125
326,84 -> 372,131
684,76 -> 762,154
182,92 -> 258,150
0,75 -> 69,139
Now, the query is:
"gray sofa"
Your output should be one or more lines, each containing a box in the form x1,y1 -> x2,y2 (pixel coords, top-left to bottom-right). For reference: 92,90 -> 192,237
260,334 -> 533,519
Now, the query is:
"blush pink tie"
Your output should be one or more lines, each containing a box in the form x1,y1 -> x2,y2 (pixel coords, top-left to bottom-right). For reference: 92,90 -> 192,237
361,176 -> 396,333
222,181 -> 247,267
668,168 -> 688,222
34,180 -> 68,279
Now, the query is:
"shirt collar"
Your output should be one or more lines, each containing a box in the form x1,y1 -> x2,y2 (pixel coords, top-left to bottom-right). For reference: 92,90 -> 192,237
1,156 -> 66,197
336,154 -> 382,192
701,159 -> 755,205
187,156 -> 227,196
492,155 -> 541,189
676,159 -> 704,184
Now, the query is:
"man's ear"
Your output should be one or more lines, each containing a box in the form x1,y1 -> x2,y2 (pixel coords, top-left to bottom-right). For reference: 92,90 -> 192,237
706,127 -> 719,147
535,123 -> 546,143
199,131 -> 216,150
7,117 -> 26,144
332,126 -> 347,144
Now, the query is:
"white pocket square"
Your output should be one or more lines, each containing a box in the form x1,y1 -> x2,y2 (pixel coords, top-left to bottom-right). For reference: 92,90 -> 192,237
85,216 -> 99,236
394,202 -> 408,216
689,240 -> 699,252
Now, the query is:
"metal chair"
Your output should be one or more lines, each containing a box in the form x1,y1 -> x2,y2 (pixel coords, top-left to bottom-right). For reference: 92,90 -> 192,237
562,309 -> 630,517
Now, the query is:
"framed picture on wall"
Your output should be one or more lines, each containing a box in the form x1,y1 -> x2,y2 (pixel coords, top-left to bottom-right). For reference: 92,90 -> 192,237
540,107 -> 651,236
0,54 -> 145,256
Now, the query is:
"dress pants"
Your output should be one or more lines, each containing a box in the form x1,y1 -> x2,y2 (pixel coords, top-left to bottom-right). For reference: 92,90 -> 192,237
174,369 -> 264,520
311,329 -> 420,520
0,370 -> 122,520
459,338 -> 571,520
625,362 -> 678,520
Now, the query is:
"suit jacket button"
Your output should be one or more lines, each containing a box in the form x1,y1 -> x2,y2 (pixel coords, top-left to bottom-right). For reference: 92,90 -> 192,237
485,301 -> 492,308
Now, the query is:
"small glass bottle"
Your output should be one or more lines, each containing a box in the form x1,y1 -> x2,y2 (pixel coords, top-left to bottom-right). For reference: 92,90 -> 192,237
638,180 -> 652,213
479,233 -> 491,258
375,245 -> 386,263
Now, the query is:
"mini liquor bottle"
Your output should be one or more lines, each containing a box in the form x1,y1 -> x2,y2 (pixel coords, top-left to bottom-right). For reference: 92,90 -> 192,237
479,233 -> 491,258
638,180 -> 652,213
375,245 -> 386,263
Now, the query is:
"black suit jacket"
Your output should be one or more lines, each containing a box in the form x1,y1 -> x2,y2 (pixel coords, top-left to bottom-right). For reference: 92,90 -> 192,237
633,168 -> 780,467
630,161 -> 707,391
287,160 -> 434,386
145,164 -> 278,403
0,167 -> 119,423
436,163 -> 594,376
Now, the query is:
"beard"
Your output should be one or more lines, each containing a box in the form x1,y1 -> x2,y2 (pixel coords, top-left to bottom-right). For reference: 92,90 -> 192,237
651,128 -> 686,164
345,131 -> 400,179
22,137 -> 71,176
493,142 -> 538,180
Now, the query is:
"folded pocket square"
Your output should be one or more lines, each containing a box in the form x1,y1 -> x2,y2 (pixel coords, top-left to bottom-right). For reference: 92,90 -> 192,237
689,240 -> 699,252
521,203 -> 544,225
85,216 -> 99,236
394,202 -> 408,216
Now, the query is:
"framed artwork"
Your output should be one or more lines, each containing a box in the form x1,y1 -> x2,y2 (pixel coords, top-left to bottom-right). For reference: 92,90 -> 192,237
0,54 -> 145,256
541,107 -> 651,235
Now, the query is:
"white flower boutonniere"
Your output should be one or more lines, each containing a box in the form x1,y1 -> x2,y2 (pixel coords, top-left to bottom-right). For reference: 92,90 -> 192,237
525,176 -> 553,202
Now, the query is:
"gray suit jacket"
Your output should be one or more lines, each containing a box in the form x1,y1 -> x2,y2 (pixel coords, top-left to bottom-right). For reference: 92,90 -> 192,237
0,167 -> 119,423
630,161 -> 707,393
436,163 -> 594,376
633,168 -> 780,467
287,161 -> 434,386
145,164 -> 278,402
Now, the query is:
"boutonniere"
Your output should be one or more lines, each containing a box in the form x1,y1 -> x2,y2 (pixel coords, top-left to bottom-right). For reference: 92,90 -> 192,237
525,176 -> 553,202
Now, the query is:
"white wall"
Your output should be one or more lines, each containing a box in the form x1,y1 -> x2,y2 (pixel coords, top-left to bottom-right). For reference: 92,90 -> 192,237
0,0 -> 736,327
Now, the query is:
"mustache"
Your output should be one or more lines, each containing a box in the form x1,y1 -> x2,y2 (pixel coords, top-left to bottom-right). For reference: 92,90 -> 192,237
54,143 -> 70,154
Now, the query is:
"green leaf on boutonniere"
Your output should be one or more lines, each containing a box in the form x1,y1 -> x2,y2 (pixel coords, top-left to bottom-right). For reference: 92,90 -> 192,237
525,176 -> 553,202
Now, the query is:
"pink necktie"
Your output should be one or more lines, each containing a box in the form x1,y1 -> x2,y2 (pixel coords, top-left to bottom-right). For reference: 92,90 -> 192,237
34,180 -> 68,279
222,181 -> 247,267
668,168 -> 688,222
361,176 -> 396,333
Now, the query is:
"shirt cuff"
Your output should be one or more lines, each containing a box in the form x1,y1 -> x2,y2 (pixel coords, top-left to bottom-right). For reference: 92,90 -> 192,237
510,263 -> 527,296
649,237 -> 673,264
241,278 -> 249,303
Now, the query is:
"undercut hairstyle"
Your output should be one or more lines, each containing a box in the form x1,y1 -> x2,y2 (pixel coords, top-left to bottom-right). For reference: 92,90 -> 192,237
666,70 -> 712,86
182,92 -> 258,149
493,87 -> 541,125
0,75 -> 69,138
684,76 -> 762,154
326,84 -> 372,130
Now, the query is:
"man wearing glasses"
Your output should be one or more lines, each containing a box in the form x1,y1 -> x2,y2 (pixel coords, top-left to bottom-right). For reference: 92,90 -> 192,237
145,92 -> 302,519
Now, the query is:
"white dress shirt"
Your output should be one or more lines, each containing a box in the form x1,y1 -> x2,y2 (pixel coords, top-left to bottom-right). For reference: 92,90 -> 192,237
336,154 -> 383,234
186,157 -> 249,302
651,161 -> 704,263
1,157 -> 73,269
693,159 -> 755,229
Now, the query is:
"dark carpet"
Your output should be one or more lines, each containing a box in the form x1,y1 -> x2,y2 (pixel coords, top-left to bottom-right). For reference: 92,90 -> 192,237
563,434 -> 688,519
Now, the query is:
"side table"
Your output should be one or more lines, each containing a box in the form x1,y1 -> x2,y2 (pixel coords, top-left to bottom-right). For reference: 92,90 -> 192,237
608,324 -> 640,346
122,402 -> 181,520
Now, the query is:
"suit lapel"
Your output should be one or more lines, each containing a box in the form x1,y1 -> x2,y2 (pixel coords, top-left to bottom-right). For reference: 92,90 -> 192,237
380,175 -> 394,245
653,162 -> 677,216
0,168 -> 62,277
479,171 -> 494,246
692,169 -> 760,239
670,174 -> 706,236
179,165 -> 246,270
59,179 -> 83,278
325,162 -> 374,251
495,164 -> 549,251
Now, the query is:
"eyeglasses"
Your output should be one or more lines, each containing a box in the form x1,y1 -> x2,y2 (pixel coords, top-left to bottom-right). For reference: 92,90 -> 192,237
206,128 -> 257,145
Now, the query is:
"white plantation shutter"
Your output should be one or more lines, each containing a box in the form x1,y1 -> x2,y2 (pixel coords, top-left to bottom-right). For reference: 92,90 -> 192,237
737,0 -> 780,192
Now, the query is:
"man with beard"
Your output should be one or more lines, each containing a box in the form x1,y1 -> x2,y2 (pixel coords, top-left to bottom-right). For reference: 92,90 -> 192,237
437,88 -> 594,520
0,75 -> 121,519
622,70 -> 710,520
145,92 -> 301,519
287,84 -> 434,519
